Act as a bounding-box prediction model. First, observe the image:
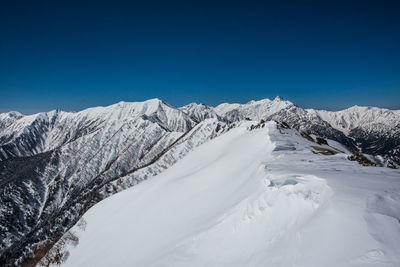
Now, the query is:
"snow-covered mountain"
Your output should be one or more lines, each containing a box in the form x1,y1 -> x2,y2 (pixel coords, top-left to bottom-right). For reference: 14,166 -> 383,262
0,97 -> 399,266
0,99 -> 194,160
215,97 -> 400,167
0,111 -> 23,131
214,96 -> 292,121
179,103 -> 221,123
0,99 -> 229,266
314,106 -> 400,165
62,122 -> 400,267
314,105 -> 399,135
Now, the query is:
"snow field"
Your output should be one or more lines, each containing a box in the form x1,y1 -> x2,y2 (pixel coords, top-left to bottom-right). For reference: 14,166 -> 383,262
62,122 -> 333,266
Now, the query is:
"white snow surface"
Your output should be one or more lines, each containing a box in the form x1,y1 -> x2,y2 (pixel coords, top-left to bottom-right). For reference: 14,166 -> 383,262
62,121 -> 400,267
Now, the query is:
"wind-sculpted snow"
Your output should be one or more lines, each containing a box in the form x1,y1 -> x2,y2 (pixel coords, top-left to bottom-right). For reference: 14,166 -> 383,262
62,122 -> 331,267
0,97 -> 399,266
62,122 -> 400,266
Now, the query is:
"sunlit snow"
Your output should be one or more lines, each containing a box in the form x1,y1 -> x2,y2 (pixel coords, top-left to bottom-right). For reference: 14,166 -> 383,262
62,122 -> 400,267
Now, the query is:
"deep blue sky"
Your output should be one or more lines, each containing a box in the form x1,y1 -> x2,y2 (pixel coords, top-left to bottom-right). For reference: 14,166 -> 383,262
1,0 -> 399,114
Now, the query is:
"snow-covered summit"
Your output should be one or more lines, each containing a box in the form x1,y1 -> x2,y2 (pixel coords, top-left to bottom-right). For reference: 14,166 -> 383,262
214,96 -> 294,121
65,98 -> 193,131
314,105 -> 400,135
0,99 -> 195,160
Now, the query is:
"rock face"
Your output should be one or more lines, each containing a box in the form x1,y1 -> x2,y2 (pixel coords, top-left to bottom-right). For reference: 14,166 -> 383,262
0,97 -> 399,266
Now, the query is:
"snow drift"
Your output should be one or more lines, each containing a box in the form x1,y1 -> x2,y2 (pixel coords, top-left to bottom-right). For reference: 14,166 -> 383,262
62,122 -> 335,266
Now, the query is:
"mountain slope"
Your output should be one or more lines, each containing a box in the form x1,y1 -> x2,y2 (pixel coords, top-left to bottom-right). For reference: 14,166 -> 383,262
179,103 -> 221,123
62,122 -> 400,267
0,112 -> 23,132
0,100 -> 228,266
214,97 -> 292,121
315,106 -> 399,135
314,106 -> 400,166
1,97 -> 399,266
214,97 -> 400,166
0,99 -> 194,161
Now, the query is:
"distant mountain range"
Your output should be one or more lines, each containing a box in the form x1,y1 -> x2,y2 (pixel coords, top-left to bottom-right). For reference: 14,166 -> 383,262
0,97 -> 399,266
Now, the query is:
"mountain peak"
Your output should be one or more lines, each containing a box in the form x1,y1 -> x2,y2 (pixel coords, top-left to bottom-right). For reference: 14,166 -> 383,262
145,98 -> 163,104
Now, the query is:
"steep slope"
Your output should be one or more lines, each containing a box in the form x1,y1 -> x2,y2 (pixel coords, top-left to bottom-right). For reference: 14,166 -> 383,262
0,99 -> 193,161
0,100 -> 229,266
179,103 -> 221,123
0,111 -> 23,131
62,122 -> 400,267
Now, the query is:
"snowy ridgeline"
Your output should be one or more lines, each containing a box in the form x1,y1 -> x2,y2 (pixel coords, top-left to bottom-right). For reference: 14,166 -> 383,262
0,97 -> 399,266
1,97 -> 399,164
61,122 -> 400,267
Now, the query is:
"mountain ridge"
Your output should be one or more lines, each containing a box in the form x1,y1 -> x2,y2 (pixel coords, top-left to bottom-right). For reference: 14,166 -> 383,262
1,97 -> 399,165
0,97 -> 399,266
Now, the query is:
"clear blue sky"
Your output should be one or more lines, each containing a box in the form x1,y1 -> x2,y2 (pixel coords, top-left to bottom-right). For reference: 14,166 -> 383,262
1,0 -> 399,114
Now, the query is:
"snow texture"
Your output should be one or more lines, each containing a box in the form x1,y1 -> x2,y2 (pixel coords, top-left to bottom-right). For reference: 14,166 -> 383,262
63,122 -> 400,267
